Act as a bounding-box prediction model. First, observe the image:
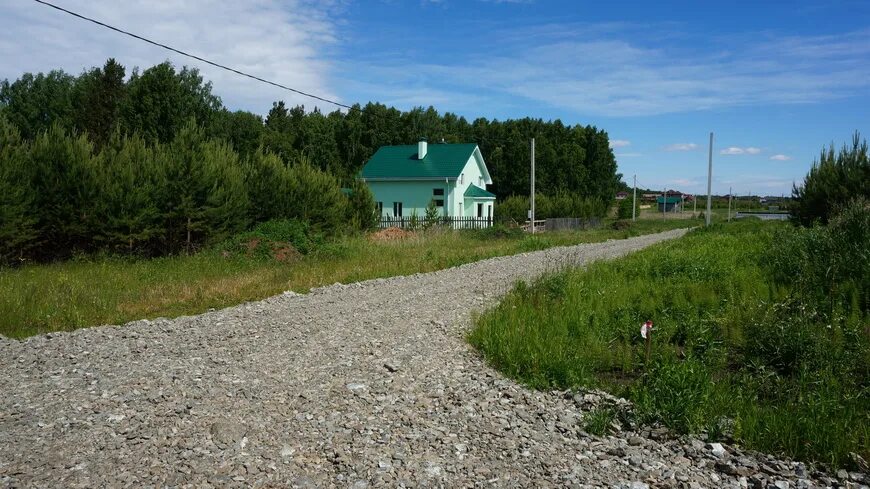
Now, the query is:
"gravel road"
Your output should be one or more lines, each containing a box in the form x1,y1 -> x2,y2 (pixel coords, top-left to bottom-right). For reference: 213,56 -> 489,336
0,228 -> 855,488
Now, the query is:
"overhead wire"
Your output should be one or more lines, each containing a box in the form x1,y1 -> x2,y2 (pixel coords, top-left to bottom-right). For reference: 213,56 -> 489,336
32,0 -> 353,110
30,0 -> 608,151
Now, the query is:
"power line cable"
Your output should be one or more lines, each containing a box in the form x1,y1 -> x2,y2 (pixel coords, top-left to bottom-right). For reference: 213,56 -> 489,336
32,0 -> 353,110
31,0 -> 608,151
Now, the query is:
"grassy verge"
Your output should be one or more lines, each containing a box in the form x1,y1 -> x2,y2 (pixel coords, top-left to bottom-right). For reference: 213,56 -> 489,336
0,219 -> 689,338
469,219 -> 869,470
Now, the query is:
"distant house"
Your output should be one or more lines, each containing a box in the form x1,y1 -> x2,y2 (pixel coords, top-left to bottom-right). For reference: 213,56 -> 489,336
657,195 -> 682,212
615,191 -> 629,200
359,140 -> 496,220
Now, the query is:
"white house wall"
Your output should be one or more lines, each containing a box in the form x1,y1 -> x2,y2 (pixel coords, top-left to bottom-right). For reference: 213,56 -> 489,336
454,154 -> 486,216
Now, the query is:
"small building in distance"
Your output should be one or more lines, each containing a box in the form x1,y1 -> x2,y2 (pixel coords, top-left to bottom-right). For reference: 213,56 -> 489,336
657,195 -> 682,212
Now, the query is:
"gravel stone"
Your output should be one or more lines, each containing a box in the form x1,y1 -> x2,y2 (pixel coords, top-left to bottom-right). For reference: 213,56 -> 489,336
0,229 -> 839,487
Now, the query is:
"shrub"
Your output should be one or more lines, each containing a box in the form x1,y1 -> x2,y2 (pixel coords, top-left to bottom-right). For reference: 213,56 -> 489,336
792,133 -> 869,226
496,195 -> 528,223
472,223 -> 524,239
218,219 -> 319,257
344,179 -> 378,232
616,196 -> 639,220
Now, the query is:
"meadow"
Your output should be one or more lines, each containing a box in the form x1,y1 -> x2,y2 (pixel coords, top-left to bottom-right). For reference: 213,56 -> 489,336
0,219 -> 691,338
469,217 -> 869,470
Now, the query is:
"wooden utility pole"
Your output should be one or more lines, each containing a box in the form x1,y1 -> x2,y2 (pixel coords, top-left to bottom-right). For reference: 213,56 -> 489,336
706,132 -> 714,226
632,174 -> 637,221
530,138 -> 536,234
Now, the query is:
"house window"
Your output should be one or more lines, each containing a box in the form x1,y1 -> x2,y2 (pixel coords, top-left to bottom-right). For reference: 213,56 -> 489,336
376,202 -> 383,216
393,202 -> 403,217
487,204 -> 492,219
477,203 -> 483,217
434,199 -> 444,207
460,173 -> 464,185
433,188 -> 444,196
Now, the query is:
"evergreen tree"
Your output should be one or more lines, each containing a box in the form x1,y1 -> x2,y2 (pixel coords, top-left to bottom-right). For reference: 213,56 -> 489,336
72,58 -> 126,148
92,131 -> 161,253
792,133 -> 869,226
0,116 -> 37,262
27,124 -> 99,258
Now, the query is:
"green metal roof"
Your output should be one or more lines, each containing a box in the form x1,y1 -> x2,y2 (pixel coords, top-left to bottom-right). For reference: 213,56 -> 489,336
464,184 -> 496,199
360,143 -> 478,180
656,196 -> 682,204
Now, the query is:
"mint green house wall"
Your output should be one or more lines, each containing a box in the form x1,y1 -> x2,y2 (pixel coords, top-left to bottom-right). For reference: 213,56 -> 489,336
368,180 -> 453,218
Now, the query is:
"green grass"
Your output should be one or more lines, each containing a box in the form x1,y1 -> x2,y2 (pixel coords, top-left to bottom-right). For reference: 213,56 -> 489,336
0,219 -> 690,338
469,219 -> 869,470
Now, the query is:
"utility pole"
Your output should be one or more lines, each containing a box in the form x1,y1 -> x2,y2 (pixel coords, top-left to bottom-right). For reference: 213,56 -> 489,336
662,187 -> 666,219
693,194 -> 697,216
530,138 -> 536,234
727,186 -> 732,221
632,174 -> 637,221
705,132 -> 714,226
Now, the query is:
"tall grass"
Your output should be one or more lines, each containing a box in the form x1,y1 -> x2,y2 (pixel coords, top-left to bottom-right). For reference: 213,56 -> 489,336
469,219 -> 869,470
0,219 -> 690,338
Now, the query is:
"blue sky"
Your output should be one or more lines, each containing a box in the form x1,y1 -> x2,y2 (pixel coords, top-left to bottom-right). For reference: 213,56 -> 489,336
2,0 -> 869,195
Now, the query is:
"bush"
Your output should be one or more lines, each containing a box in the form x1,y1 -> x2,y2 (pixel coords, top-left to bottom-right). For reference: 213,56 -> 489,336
616,197 -> 639,220
765,198 -> 869,314
344,180 -> 378,232
218,219 -> 319,257
792,133 -> 869,226
472,223 -> 524,240
496,195 -> 528,223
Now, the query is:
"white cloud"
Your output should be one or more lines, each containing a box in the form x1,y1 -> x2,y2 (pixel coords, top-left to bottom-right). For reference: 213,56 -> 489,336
664,143 -> 698,151
720,146 -> 762,155
671,178 -> 699,186
615,152 -> 642,157
609,139 -> 631,148
347,24 -> 870,117
770,154 -> 793,161
0,0 -> 342,113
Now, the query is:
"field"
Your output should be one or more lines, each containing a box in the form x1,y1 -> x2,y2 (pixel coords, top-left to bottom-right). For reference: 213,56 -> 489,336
0,219 -> 691,338
469,219 -> 869,470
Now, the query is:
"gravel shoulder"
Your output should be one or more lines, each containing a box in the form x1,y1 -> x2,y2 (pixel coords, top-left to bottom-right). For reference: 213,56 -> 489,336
0,228 -> 852,488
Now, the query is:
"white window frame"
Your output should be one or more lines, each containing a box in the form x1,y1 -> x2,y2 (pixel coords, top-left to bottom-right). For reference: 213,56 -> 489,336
393,202 -> 403,217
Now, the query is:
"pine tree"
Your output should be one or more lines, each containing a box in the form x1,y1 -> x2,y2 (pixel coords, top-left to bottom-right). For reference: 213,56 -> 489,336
0,116 -> 37,263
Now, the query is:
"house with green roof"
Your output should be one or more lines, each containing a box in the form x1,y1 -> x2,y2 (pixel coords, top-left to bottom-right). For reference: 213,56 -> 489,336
359,139 -> 496,222
657,195 -> 682,212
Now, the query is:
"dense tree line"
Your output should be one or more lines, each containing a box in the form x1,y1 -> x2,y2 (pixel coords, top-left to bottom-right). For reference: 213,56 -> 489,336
0,117 -> 377,262
0,59 -> 622,262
